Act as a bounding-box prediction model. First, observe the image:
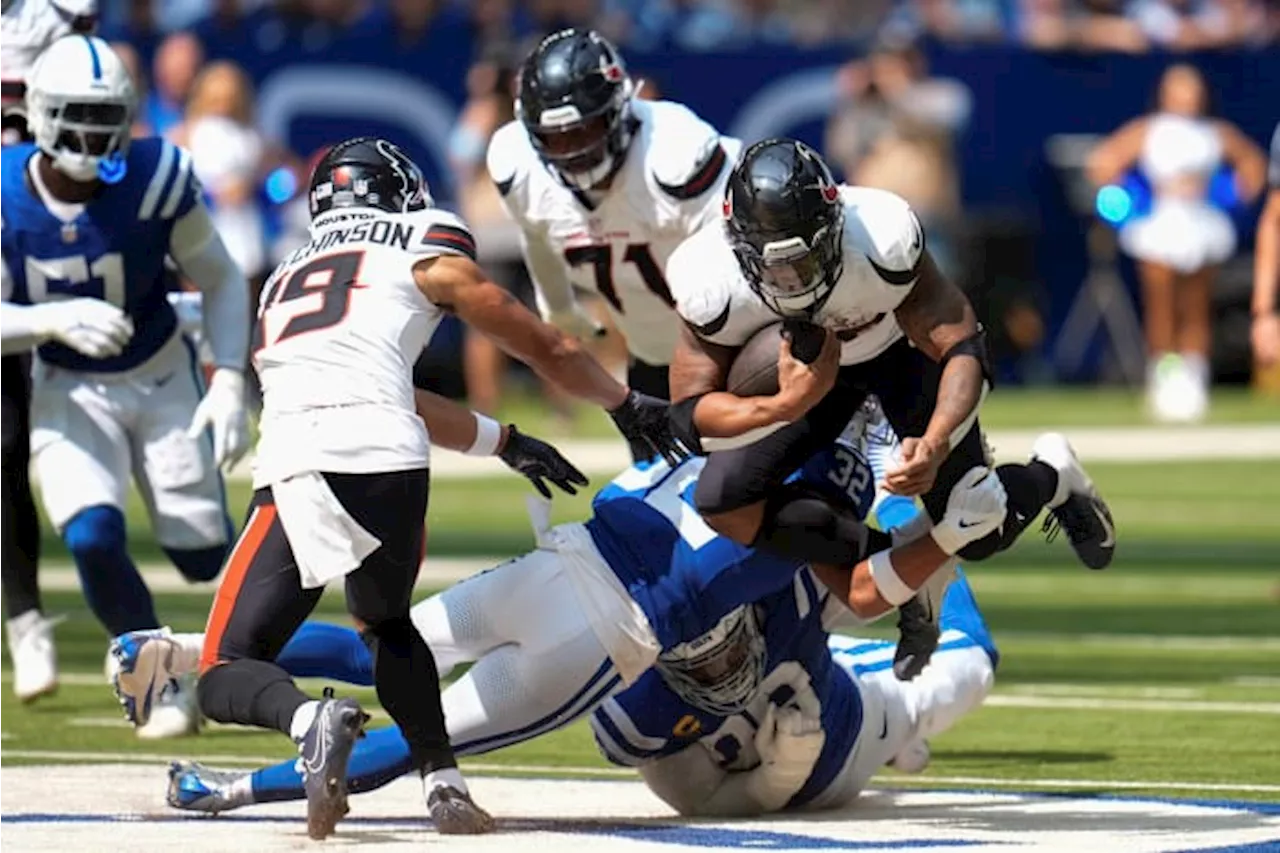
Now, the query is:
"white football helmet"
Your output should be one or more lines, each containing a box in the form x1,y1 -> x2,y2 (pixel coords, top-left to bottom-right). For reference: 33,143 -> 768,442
655,605 -> 766,716
27,34 -> 134,183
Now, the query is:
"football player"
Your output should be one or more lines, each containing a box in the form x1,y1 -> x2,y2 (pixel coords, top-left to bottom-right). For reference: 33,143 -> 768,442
0,0 -> 97,706
180,135 -> 679,840
1,35 -> 248,737
488,28 -> 741,459
116,427 -> 1006,822
665,138 -> 1117,680
591,567 -> 996,816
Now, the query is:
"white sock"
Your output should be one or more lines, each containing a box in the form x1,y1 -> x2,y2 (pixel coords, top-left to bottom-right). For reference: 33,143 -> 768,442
424,767 -> 468,795
289,700 -> 320,742
1181,352 -> 1209,386
171,632 -> 205,675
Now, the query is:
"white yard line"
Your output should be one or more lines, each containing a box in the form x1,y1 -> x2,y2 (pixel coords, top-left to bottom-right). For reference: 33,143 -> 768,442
3,749 -> 1279,796
983,695 -> 1280,714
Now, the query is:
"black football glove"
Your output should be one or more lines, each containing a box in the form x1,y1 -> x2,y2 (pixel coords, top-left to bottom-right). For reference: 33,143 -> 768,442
499,424 -> 589,499
608,390 -> 687,466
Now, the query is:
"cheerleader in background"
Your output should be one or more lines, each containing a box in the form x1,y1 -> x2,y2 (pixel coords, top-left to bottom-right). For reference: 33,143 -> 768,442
1088,64 -> 1266,422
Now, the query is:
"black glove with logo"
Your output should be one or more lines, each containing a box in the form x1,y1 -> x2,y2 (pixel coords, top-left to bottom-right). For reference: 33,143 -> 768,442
499,425 -> 589,499
608,390 -> 687,466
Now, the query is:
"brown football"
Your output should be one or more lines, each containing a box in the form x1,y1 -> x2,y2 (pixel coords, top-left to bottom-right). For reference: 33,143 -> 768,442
725,320 -> 826,397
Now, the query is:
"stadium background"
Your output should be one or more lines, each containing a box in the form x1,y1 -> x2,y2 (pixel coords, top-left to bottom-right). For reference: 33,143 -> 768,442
2,0 -> 1279,844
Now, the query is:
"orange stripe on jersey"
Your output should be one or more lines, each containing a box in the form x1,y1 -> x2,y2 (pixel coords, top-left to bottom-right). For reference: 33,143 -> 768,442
199,504 -> 277,673
421,225 -> 477,260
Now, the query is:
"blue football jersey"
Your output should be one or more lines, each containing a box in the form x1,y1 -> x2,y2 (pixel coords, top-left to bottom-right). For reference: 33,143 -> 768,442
586,442 -> 875,651
1,139 -> 199,371
590,568 -> 863,810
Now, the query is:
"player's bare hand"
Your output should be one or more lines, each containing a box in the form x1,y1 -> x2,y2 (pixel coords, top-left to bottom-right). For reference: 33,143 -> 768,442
1252,314 -> 1280,366
499,424 -> 590,498
774,328 -> 839,420
884,436 -> 947,496
36,298 -> 135,359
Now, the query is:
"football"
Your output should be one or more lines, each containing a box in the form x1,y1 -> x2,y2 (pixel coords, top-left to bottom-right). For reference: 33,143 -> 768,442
725,320 -> 827,398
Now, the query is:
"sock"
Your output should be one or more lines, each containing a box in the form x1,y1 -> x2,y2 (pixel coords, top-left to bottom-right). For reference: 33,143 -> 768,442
278,621 -> 375,686
169,632 -> 205,676
6,608 -> 43,642
753,484 -> 872,567
289,700 -> 320,742
424,767 -> 468,795
62,506 -> 158,635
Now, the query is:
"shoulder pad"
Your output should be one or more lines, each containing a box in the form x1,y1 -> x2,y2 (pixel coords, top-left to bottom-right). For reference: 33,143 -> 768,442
486,121 -> 533,199
645,101 -> 730,203
407,208 -> 477,261
843,187 -> 924,287
668,226 -> 763,347
133,138 -> 199,222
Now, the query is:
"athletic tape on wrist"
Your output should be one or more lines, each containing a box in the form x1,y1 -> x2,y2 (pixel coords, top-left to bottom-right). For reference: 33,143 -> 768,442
868,549 -> 915,606
466,414 -> 503,456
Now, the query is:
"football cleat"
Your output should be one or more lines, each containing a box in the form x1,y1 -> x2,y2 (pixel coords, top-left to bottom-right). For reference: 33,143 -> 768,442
6,611 -> 61,703
167,761 -> 252,813
892,560 -> 956,681
427,785 -> 497,835
1032,433 -> 1116,570
297,689 -> 369,840
890,739 -> 931,774
109,627 -> 183,727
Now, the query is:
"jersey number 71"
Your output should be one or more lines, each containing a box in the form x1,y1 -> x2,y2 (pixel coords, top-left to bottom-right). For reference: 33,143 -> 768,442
252,251 -> 364,352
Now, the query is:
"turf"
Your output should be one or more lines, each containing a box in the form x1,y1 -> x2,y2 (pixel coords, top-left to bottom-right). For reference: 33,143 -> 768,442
4,459 -> 1279,803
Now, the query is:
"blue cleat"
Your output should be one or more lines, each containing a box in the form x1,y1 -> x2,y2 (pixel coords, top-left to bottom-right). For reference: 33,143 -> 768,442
297,689 -> 369,840
167,761 -> 252,813
109,628 -> 182,727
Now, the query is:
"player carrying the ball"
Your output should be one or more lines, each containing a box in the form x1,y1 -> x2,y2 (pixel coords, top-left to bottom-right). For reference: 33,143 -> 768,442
665,139 -> 1116,679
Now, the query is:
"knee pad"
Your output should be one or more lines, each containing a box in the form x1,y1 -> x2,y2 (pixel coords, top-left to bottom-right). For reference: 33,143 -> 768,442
164,544 -> 228,583
62,505 -> 128,562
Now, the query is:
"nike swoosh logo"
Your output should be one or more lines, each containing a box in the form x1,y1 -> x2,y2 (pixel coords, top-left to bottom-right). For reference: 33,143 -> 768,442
878,714 -> 888,739
690,302 -> 731,337
1094,503 -> 1116,548
957,519 -> 983,529
300,705 -> 330,775
155,372 -> 174,387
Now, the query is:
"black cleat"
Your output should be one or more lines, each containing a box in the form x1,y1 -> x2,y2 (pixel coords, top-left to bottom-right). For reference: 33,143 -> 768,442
297,689 -> 369,840
1032,433 -> 1116,570
892,560 -> 955,681
427,785 -> 496,835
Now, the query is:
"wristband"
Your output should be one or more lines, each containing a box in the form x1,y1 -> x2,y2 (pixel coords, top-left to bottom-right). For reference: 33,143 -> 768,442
868,549 -> 915,606
466,414 -> 503,456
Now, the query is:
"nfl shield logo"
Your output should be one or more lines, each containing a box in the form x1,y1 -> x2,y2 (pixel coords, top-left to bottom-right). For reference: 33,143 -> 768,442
61,222 -> 78,243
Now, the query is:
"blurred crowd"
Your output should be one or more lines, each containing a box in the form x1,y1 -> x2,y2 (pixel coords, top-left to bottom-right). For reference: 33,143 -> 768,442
102,0 -> 1277,55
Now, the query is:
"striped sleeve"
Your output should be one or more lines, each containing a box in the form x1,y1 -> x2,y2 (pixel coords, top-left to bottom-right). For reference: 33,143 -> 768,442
417,216 -> 477,262
137,140 -> 201,222
588,697 -> 673,767
1269,122 -> 1280,190
655,142 -> 728,202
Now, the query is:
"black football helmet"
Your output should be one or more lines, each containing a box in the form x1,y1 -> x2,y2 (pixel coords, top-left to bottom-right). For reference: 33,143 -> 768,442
308,136 -> 431,218
723,139 -> 846,318
516,28 -> 636,190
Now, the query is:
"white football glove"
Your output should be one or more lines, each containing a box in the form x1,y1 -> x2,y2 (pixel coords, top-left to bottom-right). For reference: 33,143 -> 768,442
930,466 -> 1008,555
187,368 -> 250,471
166,291 -> 204,336
32,298 -> 134,359
746,704 -> 826,809
547,304 -> 605,340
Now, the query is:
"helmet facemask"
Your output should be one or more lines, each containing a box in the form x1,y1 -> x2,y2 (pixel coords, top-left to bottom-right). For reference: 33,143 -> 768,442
29,89 -> 133,184
732,208 -> 845,318
523,85 -> 634,191
655,606 -> 767,716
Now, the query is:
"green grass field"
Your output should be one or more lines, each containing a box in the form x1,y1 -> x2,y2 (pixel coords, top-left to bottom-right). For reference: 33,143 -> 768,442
3,451 -> 1279,802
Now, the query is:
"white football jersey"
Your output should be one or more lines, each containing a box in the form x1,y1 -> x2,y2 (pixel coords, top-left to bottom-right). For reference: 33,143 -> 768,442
2,0 -> 95,108
487,99 -> 742,366
251,207 -> 475,487
670,186 -> 925,366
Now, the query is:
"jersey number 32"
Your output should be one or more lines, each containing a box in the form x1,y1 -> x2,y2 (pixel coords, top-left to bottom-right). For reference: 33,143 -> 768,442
252,251 -> 363,352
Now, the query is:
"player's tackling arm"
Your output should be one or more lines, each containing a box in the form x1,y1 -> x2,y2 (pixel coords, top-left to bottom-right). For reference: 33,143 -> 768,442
414,254 -> 627,409
638,746 -> 785,818
168,201 -> 249,371
893,252 -> 987,453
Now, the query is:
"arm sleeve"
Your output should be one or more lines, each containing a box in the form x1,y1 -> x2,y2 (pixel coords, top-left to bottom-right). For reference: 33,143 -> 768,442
1269,122 -> 1280,190
168,201 -> 249,371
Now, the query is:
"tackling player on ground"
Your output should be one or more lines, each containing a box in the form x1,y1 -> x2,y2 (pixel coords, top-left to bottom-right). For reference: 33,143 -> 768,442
1,34 -> 249,737
489,28 -> 740,458
0,0 -> 97,707
184,135 -> 680,839
665,138 -> 1116,679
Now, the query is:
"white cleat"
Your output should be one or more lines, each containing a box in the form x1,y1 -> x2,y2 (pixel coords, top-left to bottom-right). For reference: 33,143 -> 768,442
136,673 -> 201,740
6,611 -> 60,703
1031,433 -> 1116,570
890,739 -> 931,774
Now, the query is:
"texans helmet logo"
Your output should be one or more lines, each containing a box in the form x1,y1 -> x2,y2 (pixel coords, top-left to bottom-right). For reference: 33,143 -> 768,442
820,183 -> 839,204
722,193 -> 733,220
600,59 -> 625,83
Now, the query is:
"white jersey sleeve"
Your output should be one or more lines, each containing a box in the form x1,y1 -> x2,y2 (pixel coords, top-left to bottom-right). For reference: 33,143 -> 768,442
668,223 -> 777,349
841,186 -> 926,307
642,101 -> 740,236
404,208 -> 478,263
485,121 -> 577,316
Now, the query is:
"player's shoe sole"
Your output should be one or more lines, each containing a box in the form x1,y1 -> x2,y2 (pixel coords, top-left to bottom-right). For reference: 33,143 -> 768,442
427,785 -> 497,835
298,692 -> 369,840
1032,433 -> 1116,570
109,628 -> 180,726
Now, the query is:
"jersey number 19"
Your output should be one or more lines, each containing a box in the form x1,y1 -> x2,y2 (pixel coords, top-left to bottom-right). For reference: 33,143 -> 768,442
252,251 -> 363,352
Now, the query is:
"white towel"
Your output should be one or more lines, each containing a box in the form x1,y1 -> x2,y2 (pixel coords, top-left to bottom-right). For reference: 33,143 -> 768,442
272,471 -> 382,589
